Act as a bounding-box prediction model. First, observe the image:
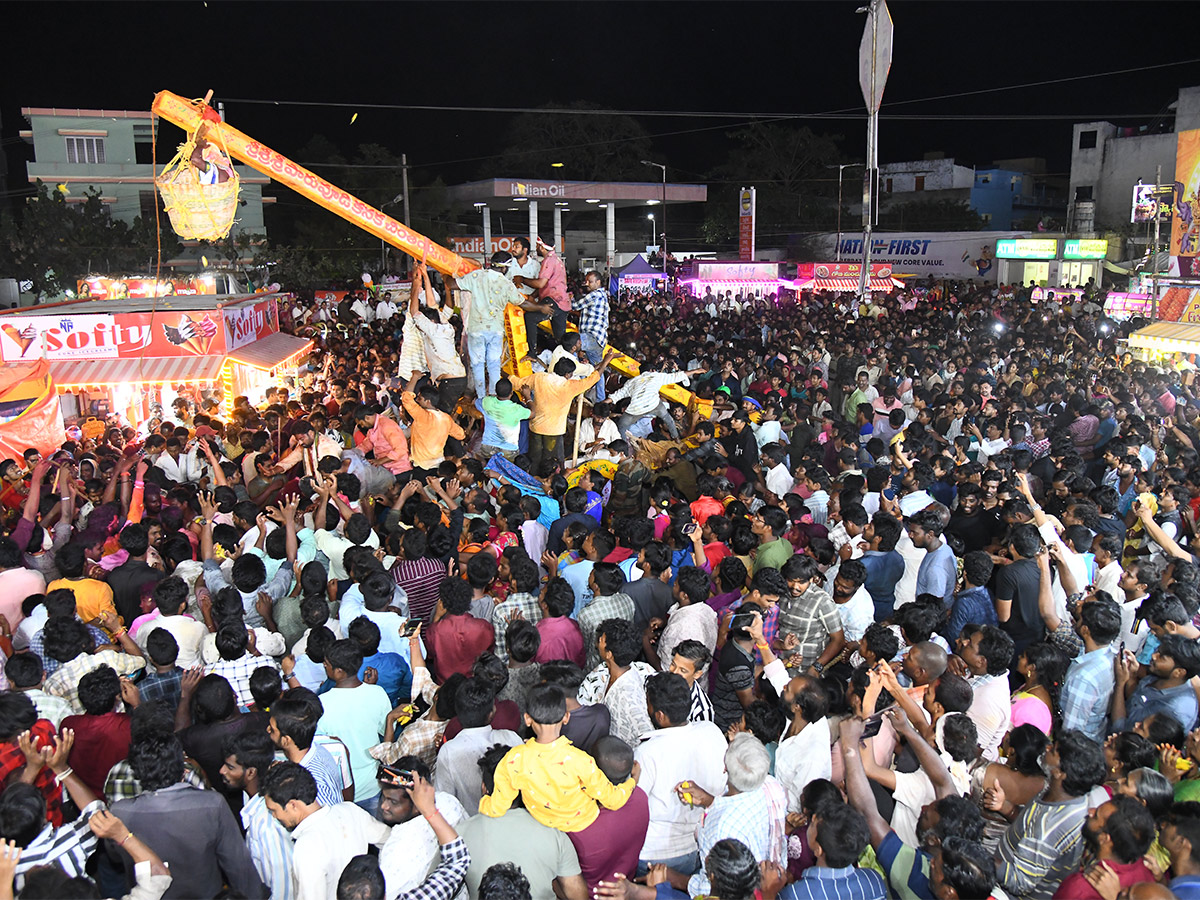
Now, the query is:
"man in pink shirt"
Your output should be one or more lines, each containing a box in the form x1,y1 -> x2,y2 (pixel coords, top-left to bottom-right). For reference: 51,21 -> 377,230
535,580 -> 585,667
514,237 -> 569,348
355,405 -> 411,476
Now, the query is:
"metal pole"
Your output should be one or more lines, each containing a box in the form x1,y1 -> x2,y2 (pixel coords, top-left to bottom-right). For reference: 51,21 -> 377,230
1152,164 -> 1162,321
836,168 -> 844,261
401,153 -> 412,227
858,0 -> 880,305
661,167 -> 667,270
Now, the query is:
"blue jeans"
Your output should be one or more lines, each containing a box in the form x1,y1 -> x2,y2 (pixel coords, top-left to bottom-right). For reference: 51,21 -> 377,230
637,851 -> 701,878
354,793 -> 381,816
580,332 -> 606,401
467,330 -> 504,396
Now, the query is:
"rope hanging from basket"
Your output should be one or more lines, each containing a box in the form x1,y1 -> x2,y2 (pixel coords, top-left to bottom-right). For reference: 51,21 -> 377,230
154,91 -> 240,242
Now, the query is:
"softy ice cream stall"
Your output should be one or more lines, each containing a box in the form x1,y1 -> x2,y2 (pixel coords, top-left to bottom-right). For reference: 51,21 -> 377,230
0,293 -> 312,427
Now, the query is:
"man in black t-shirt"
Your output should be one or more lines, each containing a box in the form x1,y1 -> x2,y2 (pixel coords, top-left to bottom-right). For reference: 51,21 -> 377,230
995,524 -> 1045,659
945,484 -> 1000,553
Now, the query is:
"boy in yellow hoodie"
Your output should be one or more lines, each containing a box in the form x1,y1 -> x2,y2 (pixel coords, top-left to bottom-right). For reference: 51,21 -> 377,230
478,682 -> 638,832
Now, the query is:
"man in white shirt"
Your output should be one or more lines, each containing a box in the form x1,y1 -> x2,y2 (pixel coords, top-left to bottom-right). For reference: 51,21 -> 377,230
376,763 -> 469,898
507,237 -> 542,299
375,295 -> 399,321
136,576 -> 207,669
350,293 -> 375,323
761,444 -> 793,502
960,625 -> 1014,762
261,763 -> 391,900
432,679 -> 521,812
577,403 -> 621,458
635,672 -> 727,874
773,675 -> 832,814
611,363 -> 704,441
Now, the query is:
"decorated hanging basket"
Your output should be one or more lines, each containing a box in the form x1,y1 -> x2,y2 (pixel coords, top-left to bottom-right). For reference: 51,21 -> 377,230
155,132 -> 240,241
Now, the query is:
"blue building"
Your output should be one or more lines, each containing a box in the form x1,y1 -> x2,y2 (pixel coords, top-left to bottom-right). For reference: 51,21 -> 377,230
970,161 -> 1065,231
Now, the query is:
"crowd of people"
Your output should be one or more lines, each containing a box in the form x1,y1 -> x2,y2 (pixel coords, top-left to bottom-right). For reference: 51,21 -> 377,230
0,235 -> 1198,900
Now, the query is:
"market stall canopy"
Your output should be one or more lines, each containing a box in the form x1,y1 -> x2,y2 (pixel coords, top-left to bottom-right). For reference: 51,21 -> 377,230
610,255 -> 664,293
225,332 -> 313,371
797,276 -> 905,291
50,356 -> 224,388
1127,322 -> 1200,354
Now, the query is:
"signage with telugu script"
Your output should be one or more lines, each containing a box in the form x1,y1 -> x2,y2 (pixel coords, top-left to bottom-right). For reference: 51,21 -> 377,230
995,239 -> 1058,260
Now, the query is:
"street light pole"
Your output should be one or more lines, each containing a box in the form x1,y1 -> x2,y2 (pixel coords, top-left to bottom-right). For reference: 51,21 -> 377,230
381,193 -> 403,273
648,213 -> 656,248
826,163 -> 863,261
641,160 -> 667,274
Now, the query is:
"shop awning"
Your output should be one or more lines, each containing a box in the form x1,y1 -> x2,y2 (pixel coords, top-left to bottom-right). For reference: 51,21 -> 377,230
1127,322 -> 1200,354
51,355 -> 224,388
798,276 -> 905,291
225,332 -> 314,371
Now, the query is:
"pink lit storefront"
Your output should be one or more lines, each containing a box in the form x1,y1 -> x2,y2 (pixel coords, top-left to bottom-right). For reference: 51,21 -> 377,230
0,293 -> 312,428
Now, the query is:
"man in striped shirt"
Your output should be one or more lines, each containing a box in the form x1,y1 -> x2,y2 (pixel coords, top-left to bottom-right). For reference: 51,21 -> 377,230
995,731 -> 1106,900
222,730 -> 296,900
667,639 -> 715,724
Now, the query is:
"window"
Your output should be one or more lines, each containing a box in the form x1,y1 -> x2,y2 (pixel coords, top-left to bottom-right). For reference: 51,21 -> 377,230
980,213 -> 992,224
65,136 -> 105,165
979,174 -> 991,184
139,190 -> 166,222
885,178 -> 893,193
1075,185 -> 1094,201
915,175 -> 926,191
134,141 -> 155,165
1079,130 -> 1097,150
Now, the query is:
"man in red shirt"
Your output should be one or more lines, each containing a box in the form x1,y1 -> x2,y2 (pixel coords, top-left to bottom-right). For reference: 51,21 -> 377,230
425,577 -> 494,682
60,665 -> 132,797
1051,795 -> 1157,900
0,693 -> 64,826
572,735 -> 650,890
0,459 -> 29,512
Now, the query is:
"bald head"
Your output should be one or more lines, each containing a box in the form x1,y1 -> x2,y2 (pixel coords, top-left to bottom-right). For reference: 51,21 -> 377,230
909,641 -> 948,684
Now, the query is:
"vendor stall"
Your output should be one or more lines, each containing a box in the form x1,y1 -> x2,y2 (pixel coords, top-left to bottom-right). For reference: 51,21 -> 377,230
0,293 -> 312,429
676,260 -> 791,300
610,254 -> 667,295
794,261 -> 905,293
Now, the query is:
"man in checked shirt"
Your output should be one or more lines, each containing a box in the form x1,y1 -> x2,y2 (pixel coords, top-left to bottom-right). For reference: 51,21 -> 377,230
776,554 -> 846,677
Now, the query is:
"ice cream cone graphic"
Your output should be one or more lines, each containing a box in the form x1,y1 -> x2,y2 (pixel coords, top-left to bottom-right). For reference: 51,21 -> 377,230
164,315 -> 204,354
1,324 -> 38,356
196,316 -> 218,355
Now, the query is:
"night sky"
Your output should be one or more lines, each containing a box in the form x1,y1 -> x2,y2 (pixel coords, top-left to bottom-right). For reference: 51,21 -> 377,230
4,1 -> 1200,192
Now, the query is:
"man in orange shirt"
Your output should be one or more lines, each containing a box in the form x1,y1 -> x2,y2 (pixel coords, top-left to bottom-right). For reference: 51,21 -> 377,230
510,350 -> 616,476
401,372 -> 466,477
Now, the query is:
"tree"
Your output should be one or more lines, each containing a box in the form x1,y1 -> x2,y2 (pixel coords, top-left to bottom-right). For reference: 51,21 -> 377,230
700,123 -> 844,251
264,137 -> 456,275
492,102 -> 653,182
0,181 -> 177,297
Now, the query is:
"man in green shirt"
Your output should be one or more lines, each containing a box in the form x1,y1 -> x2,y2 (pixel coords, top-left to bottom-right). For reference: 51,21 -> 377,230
476,378 -> 531,459
751,506 -> 793,573
843,370 -> 875,420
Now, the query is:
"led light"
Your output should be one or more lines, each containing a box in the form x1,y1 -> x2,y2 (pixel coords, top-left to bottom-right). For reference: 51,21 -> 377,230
585,199 -> 600,204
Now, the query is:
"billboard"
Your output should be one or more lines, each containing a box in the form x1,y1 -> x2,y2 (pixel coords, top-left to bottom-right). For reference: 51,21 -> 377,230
0,299 -> 279,362
76,274 -> 219,300
1131,183 -> 1173,224
809,231 -> 1026,280
1170,129 -> 1200,258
